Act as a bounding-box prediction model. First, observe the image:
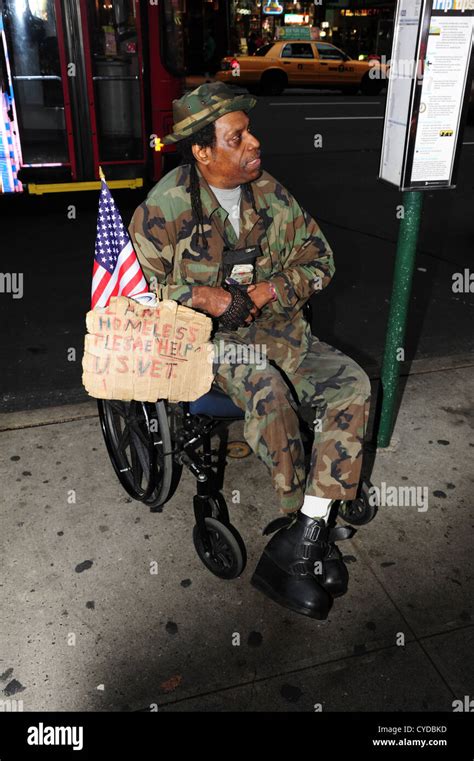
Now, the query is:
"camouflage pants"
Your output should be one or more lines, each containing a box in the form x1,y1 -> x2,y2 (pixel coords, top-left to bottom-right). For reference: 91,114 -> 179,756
212,335 -> 371,513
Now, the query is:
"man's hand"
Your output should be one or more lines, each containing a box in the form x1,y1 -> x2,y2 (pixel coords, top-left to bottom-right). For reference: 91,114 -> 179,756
192,285 -> 260,325
247,282 -> 275,310
192,285 -> 231,317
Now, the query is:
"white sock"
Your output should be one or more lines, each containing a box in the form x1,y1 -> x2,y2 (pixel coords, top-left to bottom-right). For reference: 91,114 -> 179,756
300,495 -> 332,520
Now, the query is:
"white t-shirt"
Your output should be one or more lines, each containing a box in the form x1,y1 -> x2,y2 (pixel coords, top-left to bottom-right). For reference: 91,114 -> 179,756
208,183 -> 242,239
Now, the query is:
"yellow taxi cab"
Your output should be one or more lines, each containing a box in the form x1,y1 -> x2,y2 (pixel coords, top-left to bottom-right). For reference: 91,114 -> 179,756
216,40 -> 388,96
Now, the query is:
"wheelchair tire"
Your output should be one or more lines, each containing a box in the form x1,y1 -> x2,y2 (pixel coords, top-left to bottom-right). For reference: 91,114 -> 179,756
98,399 -> 156,501
338,480 -> 377,526
98,399 -> 178,508
142,401 -> 182,509
193,518 -> 246,579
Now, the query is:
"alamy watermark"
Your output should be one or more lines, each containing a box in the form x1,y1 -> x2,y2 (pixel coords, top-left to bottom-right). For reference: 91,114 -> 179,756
452,269 -> 474,293
369,482 -> 429,512
209,340 -> 267,370
0,698 -> 24,711
0,272 -> 23,299
27,722 -> 83,751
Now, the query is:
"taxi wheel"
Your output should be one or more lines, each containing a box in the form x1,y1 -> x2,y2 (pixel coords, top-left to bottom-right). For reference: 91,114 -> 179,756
260,71 -> 287,96
360,73 -> 383,96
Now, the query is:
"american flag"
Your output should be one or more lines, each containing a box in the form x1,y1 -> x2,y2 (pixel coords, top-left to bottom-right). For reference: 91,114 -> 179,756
91,179 -> 149,309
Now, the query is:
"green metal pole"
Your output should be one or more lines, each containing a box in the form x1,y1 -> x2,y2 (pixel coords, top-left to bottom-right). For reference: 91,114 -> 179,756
377,190 -> 424,448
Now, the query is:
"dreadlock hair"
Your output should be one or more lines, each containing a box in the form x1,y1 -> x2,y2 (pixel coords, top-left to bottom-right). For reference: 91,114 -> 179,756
177,119 -> 259,250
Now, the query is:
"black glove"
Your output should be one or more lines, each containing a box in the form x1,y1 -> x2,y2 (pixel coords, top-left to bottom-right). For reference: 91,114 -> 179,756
218,284 -> 256,331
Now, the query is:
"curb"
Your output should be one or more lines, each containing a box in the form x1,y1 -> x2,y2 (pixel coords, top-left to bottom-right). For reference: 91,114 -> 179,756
1,353 -> 473,432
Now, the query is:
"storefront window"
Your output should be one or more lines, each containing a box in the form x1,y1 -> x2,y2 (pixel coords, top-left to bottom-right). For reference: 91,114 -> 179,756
227,2 -> 394,61
229,1 -> 318,53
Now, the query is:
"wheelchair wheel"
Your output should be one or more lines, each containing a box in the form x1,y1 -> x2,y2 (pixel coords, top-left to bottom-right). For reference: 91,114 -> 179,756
98,399 -> 178,508
143,401 -> 182,509
193,518 -> 246,579
338,480 -> 377,526
98,399 -> 156,501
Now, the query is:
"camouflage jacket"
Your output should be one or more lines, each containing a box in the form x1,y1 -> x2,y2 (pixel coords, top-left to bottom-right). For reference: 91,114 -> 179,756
128,164 -> 335,374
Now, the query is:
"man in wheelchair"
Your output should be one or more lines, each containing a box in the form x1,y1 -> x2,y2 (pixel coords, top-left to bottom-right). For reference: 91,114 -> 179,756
128,82 -> 372,621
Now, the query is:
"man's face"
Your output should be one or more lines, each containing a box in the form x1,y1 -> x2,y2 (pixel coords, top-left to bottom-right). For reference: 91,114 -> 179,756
193,110 -> 261,188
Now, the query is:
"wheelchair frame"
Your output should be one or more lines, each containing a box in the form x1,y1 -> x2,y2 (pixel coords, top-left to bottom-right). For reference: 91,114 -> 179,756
98,397 -> 249,578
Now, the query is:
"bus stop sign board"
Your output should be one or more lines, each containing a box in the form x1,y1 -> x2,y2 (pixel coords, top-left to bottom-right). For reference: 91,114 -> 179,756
379,0 -> 474,191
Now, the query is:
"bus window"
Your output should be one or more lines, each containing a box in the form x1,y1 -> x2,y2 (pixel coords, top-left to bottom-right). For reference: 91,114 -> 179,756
89,0 -> 144,163
162,0 -> 185,77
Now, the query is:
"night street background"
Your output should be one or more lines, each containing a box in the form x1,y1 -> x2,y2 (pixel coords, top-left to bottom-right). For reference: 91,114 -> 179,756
1,89 -> 473,412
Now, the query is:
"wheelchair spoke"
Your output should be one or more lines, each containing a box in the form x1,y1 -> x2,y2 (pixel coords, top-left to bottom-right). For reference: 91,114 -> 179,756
109,401 -> 128,418
128,419 -> 152,450
117,424 -> 131,456
132,432 -> 151,473
211,532 -> 232,568
129,436 -> 145,487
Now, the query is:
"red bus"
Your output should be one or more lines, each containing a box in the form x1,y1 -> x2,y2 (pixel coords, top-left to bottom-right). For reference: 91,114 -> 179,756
0,0 -> 184,194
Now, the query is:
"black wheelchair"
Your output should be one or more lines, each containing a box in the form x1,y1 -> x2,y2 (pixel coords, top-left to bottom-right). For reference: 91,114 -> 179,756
98,384 -> 377,581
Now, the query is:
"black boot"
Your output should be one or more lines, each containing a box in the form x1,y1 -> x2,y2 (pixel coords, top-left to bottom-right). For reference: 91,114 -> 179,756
251,512 -> 353,619
263,512 -> 353,597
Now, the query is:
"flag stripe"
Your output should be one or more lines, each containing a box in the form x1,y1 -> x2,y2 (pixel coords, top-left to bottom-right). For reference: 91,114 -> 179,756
91,262 -> 111,310
122,268 -> 147,297
97,246 -> 137,307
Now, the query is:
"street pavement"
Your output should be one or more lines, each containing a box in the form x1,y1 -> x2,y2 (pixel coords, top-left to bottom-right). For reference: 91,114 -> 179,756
0,365 -> 472,711
1,90 -> 473,411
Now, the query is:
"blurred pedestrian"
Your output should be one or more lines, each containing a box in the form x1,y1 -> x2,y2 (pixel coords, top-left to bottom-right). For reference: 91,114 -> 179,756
247,32 -> 257,55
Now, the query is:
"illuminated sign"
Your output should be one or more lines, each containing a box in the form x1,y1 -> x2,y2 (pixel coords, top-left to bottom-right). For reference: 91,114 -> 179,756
341,9 -> 383,16
263,2 -> 284,14
284,14 -> 310,24
277,26 -> 320,40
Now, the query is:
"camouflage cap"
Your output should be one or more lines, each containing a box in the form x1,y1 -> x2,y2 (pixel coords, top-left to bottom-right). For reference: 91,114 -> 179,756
163,82 -> 257,145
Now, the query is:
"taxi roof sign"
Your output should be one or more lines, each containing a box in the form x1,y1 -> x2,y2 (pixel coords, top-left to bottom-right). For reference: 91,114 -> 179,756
276,26 -> 320,40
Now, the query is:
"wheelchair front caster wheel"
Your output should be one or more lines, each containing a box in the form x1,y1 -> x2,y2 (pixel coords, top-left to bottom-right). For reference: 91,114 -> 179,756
193,517 -> 246,579
338,480 -> 377,526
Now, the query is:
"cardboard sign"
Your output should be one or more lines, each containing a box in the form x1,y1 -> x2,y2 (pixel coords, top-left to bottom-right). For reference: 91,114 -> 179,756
82,296 -> 215,402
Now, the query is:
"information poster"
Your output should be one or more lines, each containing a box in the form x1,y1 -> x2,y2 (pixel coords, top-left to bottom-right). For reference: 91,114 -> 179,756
379,0 -> 474,191
410,7 -> 474,185
379,0 -> 424,187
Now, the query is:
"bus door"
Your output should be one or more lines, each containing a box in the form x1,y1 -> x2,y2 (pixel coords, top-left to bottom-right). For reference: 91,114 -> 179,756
80,0 -> 146,181
1,0 -> 184,191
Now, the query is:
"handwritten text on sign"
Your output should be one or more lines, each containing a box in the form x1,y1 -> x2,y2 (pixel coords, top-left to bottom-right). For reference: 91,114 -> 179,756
82,296 -> 215,402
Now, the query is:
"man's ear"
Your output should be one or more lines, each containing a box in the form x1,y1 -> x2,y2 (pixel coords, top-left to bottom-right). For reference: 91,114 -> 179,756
192,143 -> 212,166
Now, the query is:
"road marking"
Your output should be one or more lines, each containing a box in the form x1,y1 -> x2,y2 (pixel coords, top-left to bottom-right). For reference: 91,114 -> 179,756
270,101 -> 381,106
463,141 -> 474,145
305,116 -> 384,120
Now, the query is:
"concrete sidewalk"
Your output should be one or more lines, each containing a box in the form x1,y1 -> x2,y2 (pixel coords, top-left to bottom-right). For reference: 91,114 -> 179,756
0,364 -> 473,712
